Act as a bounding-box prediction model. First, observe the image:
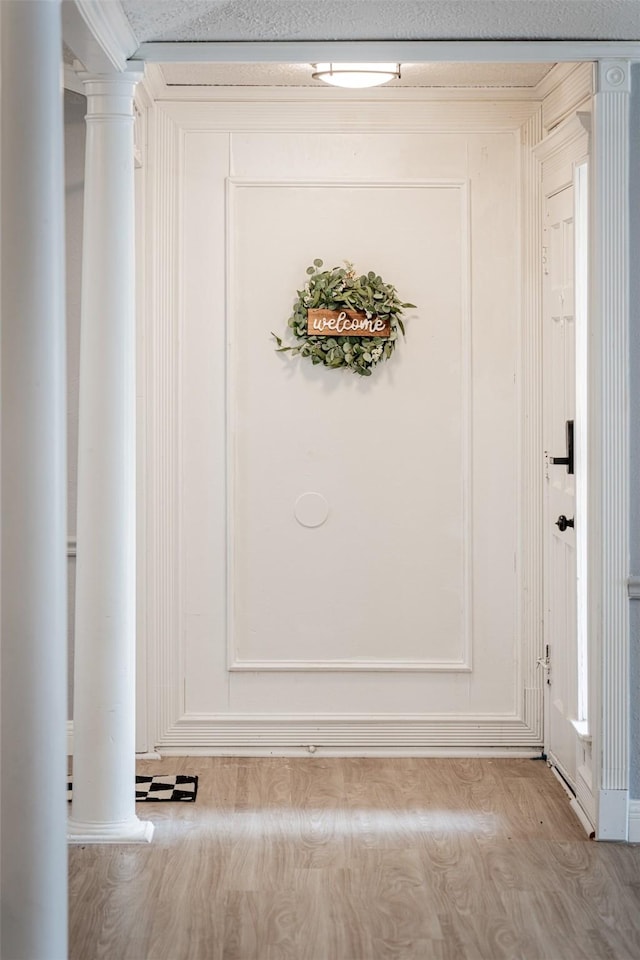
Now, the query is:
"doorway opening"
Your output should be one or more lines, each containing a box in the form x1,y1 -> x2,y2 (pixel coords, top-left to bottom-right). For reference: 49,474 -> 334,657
126,52 -> 631,840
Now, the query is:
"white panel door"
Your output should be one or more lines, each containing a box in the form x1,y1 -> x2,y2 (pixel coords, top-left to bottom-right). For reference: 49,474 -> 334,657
543,185 -> 578,784
167,116 -> 534,750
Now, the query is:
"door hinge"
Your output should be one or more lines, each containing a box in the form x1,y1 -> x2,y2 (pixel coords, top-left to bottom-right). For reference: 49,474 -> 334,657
537,644 -> 551,684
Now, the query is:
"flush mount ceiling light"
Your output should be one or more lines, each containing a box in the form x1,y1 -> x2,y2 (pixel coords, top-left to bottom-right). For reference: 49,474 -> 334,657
311,63 -> 401,89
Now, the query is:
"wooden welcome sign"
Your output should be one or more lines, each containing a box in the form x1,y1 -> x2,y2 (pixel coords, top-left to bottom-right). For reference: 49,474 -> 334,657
307,308 -> 391,338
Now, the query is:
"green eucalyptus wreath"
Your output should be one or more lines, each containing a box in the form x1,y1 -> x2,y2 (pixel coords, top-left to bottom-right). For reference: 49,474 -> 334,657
272,259 -> 415,377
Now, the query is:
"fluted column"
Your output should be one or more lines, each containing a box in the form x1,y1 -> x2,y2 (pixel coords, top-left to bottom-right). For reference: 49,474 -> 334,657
1,1 -> 68,956
68,67 -> 153,844
591,60 -> 631,840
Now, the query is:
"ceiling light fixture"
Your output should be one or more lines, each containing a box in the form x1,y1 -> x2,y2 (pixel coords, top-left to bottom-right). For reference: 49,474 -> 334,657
311,62 -> 401,89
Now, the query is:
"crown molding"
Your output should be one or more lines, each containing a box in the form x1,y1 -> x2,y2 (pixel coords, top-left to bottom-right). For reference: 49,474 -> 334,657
533,62 -> 577,100
533,111 -> 591,163
62,0 -> 138,74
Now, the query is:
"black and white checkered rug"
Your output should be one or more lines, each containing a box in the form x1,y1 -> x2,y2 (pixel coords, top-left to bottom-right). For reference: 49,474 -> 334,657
67,774 -> 198,803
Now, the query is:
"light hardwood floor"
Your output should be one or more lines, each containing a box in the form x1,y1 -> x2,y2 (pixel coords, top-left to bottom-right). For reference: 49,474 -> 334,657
68,757 -> 640,960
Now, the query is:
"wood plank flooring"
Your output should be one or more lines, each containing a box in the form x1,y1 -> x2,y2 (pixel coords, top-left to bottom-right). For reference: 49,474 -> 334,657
68,758 -> 640,960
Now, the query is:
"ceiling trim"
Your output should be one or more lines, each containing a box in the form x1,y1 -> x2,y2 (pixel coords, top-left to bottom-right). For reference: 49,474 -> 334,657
62,0 -> 138,73
137,60 -> 593,107
130,40 -> 640,65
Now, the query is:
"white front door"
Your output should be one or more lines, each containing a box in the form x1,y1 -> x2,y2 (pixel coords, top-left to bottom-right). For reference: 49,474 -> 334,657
539,118 -> 594,826
544,184 -> 578,785
543,165 -> 596,839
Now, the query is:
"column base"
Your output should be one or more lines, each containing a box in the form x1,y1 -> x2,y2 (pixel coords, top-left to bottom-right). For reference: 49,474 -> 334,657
597,788 -> 629,841
67,816 -> 155,845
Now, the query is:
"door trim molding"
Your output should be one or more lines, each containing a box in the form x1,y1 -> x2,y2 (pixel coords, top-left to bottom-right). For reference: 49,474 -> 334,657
227,659 -> 473,673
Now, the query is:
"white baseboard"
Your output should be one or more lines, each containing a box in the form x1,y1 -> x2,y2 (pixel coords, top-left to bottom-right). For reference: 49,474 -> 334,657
68,717 -> 541,757
154,712 -> 543,754
570,797 -> 596,838
629,800 -> 640,842
156,745 -> 542,758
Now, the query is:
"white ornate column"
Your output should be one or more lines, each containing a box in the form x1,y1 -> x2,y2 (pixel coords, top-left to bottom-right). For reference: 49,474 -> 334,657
68,67 -> 153,844
591,60 -> 631,840
1,1 -> 68,956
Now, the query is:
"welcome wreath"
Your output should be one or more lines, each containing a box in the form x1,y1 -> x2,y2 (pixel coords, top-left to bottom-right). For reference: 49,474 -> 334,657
272,260 -> 415,377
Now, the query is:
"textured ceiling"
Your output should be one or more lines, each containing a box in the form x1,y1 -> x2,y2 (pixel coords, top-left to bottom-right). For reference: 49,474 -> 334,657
122,0 -> 640,43
160,61 -> 554,87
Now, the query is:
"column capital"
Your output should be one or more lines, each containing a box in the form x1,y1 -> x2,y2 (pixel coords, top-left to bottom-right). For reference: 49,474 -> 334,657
79,64 -> 144,119
596,59 -> 631,94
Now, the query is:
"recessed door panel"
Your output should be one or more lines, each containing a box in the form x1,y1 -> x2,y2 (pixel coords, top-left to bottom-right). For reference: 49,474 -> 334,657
229,182 -> 468,669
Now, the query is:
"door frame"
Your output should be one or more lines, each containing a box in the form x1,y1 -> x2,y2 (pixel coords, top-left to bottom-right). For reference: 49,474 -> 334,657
536,118 -> 592,820
66,9 -> 637,838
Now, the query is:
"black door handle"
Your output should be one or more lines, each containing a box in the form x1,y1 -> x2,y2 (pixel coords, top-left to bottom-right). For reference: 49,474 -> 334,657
550,419 -> 574,474
555,515 -> 575,532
